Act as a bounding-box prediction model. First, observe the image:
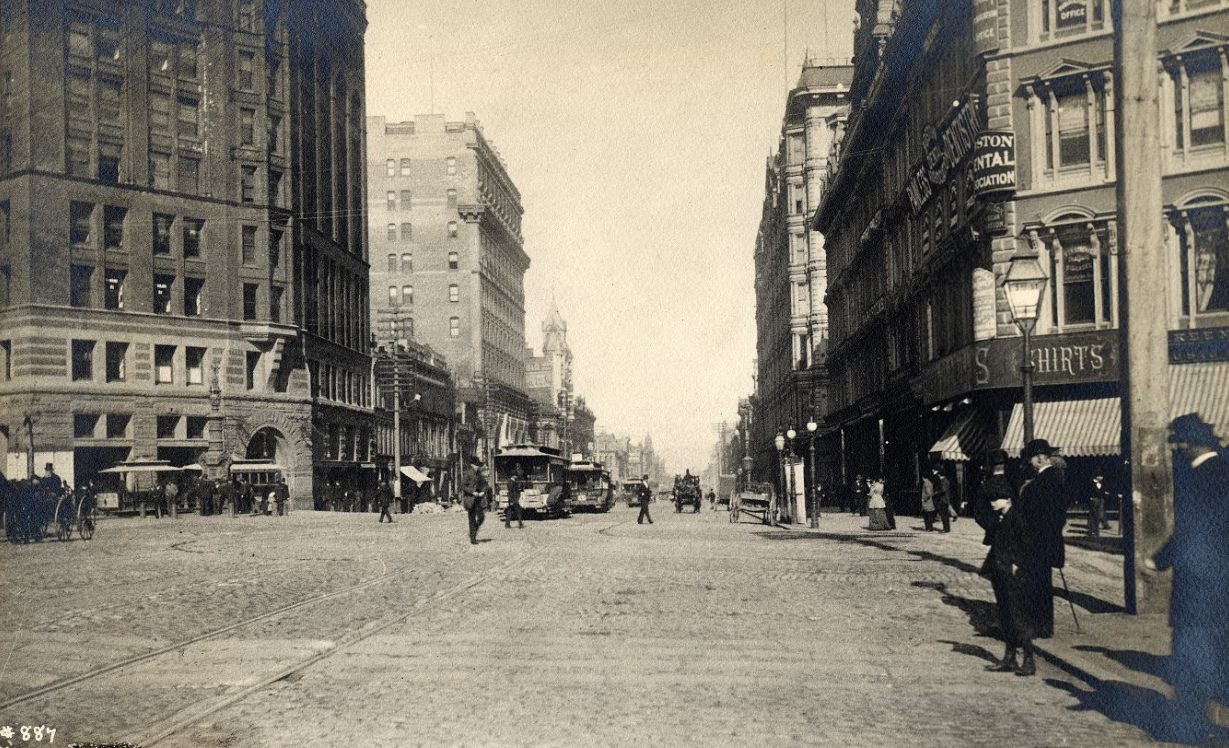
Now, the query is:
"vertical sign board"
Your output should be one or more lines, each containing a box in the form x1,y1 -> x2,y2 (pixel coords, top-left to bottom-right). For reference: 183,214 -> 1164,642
972,267 -> 998,341
973,0 -> 1000,56
972,131 -> 1017,197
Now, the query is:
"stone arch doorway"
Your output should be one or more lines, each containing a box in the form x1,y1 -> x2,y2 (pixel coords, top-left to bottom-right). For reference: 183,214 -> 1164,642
246,427 -> 286,463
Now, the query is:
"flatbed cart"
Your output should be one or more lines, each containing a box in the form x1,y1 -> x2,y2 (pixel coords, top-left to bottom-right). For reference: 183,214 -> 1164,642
729,482 -> 778,526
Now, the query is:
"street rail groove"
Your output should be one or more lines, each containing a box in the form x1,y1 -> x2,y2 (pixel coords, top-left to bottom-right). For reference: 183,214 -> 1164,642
130,548 -> 543,747
0,555 -> 402,712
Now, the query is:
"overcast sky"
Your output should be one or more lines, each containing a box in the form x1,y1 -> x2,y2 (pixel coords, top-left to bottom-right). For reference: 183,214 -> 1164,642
364,0 -> 853,473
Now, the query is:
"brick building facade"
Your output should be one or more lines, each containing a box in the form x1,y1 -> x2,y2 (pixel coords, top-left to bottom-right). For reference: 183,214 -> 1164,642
366,113 -> 532,465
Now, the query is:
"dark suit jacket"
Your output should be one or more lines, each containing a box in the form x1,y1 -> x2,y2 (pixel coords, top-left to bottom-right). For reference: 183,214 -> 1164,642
1155,453 -> 1229,630
1017,464 -> 1067,569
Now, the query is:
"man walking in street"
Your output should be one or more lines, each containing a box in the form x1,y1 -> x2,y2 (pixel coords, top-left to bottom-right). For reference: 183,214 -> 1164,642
505,466 -> 525,529
1148,413 -> 1229,741
463,465 -> 490,544
1013,438 -> 1068,676
376,477 -> 394,523
930,465 -> 953,533
636,476 -> 653,525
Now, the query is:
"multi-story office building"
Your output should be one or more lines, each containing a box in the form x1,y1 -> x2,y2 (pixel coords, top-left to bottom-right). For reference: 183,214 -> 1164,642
750,61 -> 852,487
0,0 -> 371,507
372,340 -> 456,501
366,113 -> 532,464
814,0 -> 1229,509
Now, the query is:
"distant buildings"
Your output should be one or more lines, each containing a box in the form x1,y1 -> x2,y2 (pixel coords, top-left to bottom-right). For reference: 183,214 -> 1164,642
0,0 -> 372,508
366,113 -> 532,465
371,340 -> 455,500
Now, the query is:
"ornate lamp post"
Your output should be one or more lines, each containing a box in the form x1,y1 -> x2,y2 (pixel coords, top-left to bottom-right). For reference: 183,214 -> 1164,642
773,432 -> 785,518
785,426 -> 797,524
1002,254 -> 1049,445
806,419 -> 819,527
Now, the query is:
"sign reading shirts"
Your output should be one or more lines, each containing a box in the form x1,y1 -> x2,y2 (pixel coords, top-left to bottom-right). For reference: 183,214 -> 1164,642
971,131 -> 1016,196
906,96 -> 981,214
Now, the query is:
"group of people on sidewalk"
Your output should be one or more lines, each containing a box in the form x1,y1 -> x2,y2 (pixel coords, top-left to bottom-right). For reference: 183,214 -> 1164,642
974,414 -> 1228,742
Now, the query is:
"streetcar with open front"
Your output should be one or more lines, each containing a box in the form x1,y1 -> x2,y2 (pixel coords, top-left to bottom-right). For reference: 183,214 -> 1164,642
564,460 -> 614,512
493,444 -> 570,519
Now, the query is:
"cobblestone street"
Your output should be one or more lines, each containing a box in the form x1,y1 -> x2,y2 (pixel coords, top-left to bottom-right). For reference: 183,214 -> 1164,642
1,507 -> 1165,747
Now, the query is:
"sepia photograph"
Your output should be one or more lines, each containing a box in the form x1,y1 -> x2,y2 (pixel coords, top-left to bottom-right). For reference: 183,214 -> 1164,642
0,0 -> 1227,745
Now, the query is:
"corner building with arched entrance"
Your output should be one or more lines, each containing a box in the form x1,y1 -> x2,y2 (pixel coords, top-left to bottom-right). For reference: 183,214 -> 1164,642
0,0 -> 373,510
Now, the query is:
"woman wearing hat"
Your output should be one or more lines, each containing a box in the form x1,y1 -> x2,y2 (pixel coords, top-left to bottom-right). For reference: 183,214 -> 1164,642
1011,438 -> 1068,676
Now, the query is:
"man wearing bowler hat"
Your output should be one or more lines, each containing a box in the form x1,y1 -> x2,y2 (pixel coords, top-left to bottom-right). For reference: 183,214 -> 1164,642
1148,413 -> 1229,739
1012,437 -> 1068,676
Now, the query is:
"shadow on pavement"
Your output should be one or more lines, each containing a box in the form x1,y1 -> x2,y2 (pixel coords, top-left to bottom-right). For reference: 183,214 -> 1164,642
1044,677 -> 1226,746
912,581 -> 998,638
937,639 -> 1000,665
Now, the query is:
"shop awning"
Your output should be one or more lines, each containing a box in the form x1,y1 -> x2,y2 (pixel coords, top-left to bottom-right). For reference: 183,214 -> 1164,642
99,462 -> 183,474
229,463 -> 284,473
928,410 -> 990,461
400,466 -> 431,484
1168,362 -> 1229,437
1002,364 -> 1229,457
1002,398 -> 1121,457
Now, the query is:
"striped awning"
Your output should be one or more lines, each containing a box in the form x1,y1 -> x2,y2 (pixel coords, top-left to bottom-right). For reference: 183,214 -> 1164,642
1168,363 -> 1229,437
929,410 -> 990,461
1001,363 -> 1229,457
1002,398 -> 1121,457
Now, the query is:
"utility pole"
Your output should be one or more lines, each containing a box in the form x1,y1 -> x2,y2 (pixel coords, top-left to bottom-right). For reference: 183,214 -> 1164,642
393,360 -> 402,510
1113,0 -> 1171,615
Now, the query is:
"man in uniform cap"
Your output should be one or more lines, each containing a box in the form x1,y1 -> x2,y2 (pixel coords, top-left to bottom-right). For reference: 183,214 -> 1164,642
1147,413 -> 1229,739
1011,438 -> 1067,676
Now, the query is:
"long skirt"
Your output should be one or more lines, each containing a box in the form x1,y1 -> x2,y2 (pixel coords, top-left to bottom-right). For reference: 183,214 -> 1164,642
868,507 -> 890,530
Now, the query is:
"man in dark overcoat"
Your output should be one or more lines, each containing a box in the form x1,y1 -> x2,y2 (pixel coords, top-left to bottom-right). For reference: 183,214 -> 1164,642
376,478 -> 394,523
1012,438 -> 1068,675
1148,413 -> 1229,738
504,465 -> 525,529
462,465 -> 490,544
636,476 -> 653,525
976,449 -> 1026,672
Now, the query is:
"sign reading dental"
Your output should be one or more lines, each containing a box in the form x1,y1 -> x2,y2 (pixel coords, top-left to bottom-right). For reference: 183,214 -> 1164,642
906,96 -> 982,214
971,131 -> 1016,197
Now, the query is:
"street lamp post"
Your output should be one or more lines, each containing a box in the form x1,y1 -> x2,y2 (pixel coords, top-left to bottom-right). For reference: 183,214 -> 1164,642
1002,254 -> 1050,445
773,432 -> 785,523
806,420 -> 818,527
785,427 -> 797,524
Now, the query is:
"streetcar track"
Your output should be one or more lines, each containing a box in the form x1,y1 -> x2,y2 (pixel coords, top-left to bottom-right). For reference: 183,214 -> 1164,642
131,547 -> 543,747
0,556 -> 403,712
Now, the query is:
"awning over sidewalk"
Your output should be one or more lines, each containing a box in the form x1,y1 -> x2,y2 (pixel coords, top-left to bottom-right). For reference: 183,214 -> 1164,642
1002,398 -> 1121,457
1002,363 -> 1229,457
400,466 -> 431,484
928,410 -> 990,461
1168,362 -> 1229,437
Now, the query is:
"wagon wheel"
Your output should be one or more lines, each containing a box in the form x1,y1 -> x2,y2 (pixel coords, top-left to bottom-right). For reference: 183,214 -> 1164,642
78,505 -> 96,540
54,498 -> 73,541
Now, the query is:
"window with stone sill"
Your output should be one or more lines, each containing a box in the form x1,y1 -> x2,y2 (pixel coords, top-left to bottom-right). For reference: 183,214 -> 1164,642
1028,216 -> 1116,331
385,159 -> 395,177
1026,69 -> 1113,184
386,253 -> 396,272
103,268 -> 125,310
1169,50 -> 1227,156
103,206 -> 125,251
154,345 -> 174,384
153,213 -> 173,255
104,341 -> 126,382
153,274 -> 174,315
1172,199 -> 1229,318
400,253 -> 411,272
183,218 -> 202,257
1163,0 -> 1226,17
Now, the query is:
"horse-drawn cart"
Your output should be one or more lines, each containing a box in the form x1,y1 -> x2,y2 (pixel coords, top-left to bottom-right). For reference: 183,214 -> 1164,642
729,482 -> 778,525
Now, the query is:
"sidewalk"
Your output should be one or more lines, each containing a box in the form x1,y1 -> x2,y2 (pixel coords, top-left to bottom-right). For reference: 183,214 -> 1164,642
779,509 -> 1228,737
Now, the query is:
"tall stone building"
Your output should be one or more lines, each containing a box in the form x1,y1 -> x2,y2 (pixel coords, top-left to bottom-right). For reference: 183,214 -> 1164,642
0,0 -> 372,507
750,60 -> 852,485
814,0 -> 1229,511
366,113 -> 532,464
525,301 -> 575,452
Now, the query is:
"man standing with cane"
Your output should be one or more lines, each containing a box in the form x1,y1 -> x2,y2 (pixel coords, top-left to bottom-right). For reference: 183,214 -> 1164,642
1013,438 -> 1068,676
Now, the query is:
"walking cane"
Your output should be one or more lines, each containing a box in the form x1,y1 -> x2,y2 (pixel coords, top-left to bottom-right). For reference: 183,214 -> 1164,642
1058,568 -> 1081,633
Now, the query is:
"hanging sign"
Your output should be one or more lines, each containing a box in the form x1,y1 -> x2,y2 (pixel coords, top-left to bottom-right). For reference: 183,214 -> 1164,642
906,97 -> 982,213
971,131 -> 1017,197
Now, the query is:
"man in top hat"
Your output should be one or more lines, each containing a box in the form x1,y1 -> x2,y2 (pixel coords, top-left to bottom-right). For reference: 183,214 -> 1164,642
41,463 -> 63,496
976,449 -> 1028,673
1148,413 -> 1229,738
1012,438 -> 1068,676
